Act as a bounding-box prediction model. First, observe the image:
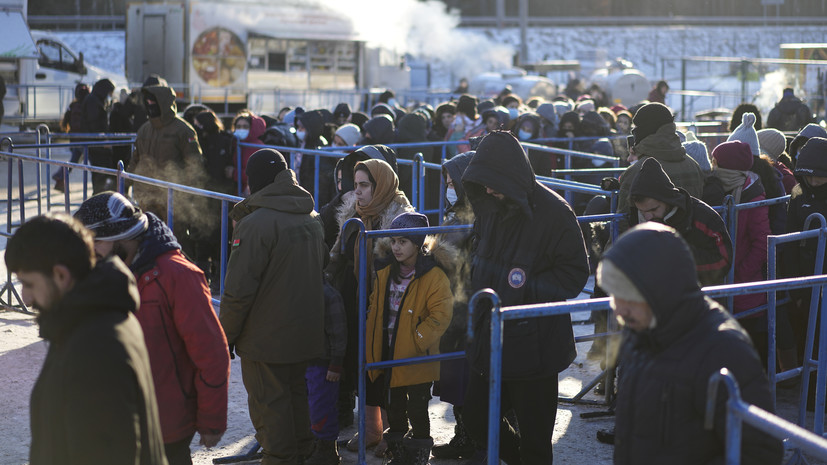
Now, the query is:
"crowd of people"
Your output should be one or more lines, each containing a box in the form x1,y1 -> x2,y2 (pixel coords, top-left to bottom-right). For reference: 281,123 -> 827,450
8,73 -> 827,465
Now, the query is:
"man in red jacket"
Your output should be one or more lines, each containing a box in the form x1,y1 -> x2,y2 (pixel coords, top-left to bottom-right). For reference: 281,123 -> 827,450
75,192 -> 230,465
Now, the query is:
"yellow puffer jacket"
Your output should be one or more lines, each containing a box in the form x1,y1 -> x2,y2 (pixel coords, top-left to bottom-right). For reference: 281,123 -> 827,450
366,239 -> 454,388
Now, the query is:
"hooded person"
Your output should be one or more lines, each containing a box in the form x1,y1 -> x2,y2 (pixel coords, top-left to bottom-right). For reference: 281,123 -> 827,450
446,95 -> 479,157
629,158 -> 732,286
460,131 -> 589,465
220,148 -> 328,465
597,223 -> 782,465
396,112 -> 434,205
536,102 -> 559,138
789,123 -> 827,162
80,78 -> 117,193
360,114 -> 395,146
129,81 -> 208,257
228,111 -> 268,195
296,109 -> 337,207
766,87 -> 814,133
370,103 -> 397,123
617,102 -> 704,224
333,102 -> 352,126
74,192 -> 231,463
432,151 -> 483,461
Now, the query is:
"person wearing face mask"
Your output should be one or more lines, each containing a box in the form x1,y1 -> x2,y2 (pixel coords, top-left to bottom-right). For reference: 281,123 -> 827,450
128,81 -> 207,261
502,95 -> 523,122
80,78 -> 116,194
227,110 -> 266,196
511,112 -> 552,177
431,151 -> 485,461
325,153 -> 413,457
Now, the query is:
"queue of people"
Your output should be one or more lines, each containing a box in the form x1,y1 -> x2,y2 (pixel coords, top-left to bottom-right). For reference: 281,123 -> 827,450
9,75 -> 827,465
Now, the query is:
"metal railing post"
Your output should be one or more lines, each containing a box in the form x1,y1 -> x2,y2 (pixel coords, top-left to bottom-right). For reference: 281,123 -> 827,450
236,138 -> 243,196
82,144 -> 89,200
220,201 -> 229,298
706,368 -> 743,465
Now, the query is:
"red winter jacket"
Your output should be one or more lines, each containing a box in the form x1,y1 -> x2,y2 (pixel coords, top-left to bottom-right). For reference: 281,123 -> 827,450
234,114 -> 267,193
135,249 -> 230,443
733,178 -> 770,313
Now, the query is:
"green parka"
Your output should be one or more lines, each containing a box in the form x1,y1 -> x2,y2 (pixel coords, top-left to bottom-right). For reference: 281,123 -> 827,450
219,169 -> 327,363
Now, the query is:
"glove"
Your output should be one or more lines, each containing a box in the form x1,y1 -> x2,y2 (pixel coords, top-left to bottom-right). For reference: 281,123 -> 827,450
601,177 -> 620,191
228,343 -> 235,360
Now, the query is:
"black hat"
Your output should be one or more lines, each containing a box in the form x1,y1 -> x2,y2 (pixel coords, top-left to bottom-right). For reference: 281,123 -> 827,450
247,149 -> 288,194
795,137 -> 827,178
333,102 -> 352,118
74,192 -> 148,241
632,103 -> 674,146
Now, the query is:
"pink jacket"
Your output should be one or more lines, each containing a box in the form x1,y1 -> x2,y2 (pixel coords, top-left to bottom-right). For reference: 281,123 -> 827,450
136,250 -> 230,443
733,178 -> 770,313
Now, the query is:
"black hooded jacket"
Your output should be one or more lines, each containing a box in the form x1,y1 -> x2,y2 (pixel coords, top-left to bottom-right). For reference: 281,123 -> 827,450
298,109 -> 337,207
362,115 -> 395,145
80,79 -> 114,133
629,158 -> 732,286
603,225 -> 782,465
30,257 -> 166,465
462,131 -> 589,379
767,94 -> 813,132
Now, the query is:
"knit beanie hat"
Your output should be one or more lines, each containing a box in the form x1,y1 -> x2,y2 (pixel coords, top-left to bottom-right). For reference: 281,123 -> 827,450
576,99 -> 595,114
794,137 -> 827,178
632,103 -> 674,146
682,132 -> 711,172
74,192 -> 148,241
631,158 -> 684,206
791,123 -> 827,160
757,128 -> 787,162
389,212 -> 429,248
246,149 -> 288,194
596,258 -> 647,303
335,123 -> 361,147
727,112 -> 760,156
712,141 -> 754,171
333,102 -> 351,119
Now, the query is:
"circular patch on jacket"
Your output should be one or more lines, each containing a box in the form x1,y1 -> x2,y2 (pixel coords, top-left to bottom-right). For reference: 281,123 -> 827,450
508,268 -> 526,289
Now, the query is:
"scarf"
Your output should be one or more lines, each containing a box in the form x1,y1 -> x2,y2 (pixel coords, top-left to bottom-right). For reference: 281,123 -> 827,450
353,159 -> 407,278
713,167 -> 751,205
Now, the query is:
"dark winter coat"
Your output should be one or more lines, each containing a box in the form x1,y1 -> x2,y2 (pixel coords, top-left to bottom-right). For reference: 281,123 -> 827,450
629,158 -> 732,286
299,109 -> 337,207
220,169 -> 327,363
362,114 -> 395,145
130,85 -> 206,220
767,95 -> 814,132
199,130 -> 237,194
30,257 -> 166,465
129,214 -> 230,444
618,122 -> 705,219
462,131 -> 589,379
80,79 -> 114,133
396,112 -> 436,209
604,227 -> 782,465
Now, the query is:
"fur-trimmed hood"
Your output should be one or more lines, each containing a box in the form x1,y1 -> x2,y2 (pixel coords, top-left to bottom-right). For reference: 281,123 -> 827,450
329,189 -> 414,262
373,234 -> 460,280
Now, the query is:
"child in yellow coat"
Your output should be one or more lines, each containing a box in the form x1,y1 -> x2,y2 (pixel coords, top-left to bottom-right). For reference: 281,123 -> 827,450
366,212 -> 454,465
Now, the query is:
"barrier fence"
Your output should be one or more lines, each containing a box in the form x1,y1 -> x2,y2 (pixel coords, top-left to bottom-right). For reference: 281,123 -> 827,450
4,132 -> 827,464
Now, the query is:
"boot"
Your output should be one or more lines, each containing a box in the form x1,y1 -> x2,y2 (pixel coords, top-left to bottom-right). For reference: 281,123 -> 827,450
403,437 -> 433,465
432,409 -> 475,459
345,405 -> 383,452
304,439 -> 341,465
383,431 -> 407,464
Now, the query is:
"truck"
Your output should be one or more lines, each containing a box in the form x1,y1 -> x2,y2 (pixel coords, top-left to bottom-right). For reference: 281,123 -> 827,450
125,0 -> 427,115
0,0 -> 128,128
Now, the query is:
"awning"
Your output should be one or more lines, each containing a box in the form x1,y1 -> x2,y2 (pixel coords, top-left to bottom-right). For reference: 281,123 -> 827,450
0,11 -> 39,59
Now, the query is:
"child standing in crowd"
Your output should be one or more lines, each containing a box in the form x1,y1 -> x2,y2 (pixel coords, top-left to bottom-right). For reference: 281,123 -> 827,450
366,212 -> 454,465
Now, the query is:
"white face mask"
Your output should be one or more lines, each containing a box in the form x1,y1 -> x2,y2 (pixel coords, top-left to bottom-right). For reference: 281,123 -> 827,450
445,187 -> 458,206
234,128 -> 249,140
518,129 -> 533,141
296,130 -> 306,142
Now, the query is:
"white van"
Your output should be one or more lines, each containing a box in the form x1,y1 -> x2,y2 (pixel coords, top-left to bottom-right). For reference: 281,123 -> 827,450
0,7 -> 127,129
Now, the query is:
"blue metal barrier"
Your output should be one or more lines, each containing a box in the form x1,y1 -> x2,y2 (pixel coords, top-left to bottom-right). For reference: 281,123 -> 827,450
475,274 -> 827,465
707,368 -> 827,465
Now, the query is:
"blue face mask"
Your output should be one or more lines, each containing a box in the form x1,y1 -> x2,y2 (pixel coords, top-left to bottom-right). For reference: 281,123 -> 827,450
234,128 -> 249,140
508,108 -> 519,120
518,129 -> 533,141
445,187 -> 458,206
388,98 -> 398,107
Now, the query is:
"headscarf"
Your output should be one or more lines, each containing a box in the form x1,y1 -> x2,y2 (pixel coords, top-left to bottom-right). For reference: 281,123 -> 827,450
353,158 -> 409,273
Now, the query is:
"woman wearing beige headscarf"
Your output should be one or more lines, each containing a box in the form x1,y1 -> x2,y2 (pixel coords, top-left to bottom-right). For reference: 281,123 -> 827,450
326,155 -> 413,457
